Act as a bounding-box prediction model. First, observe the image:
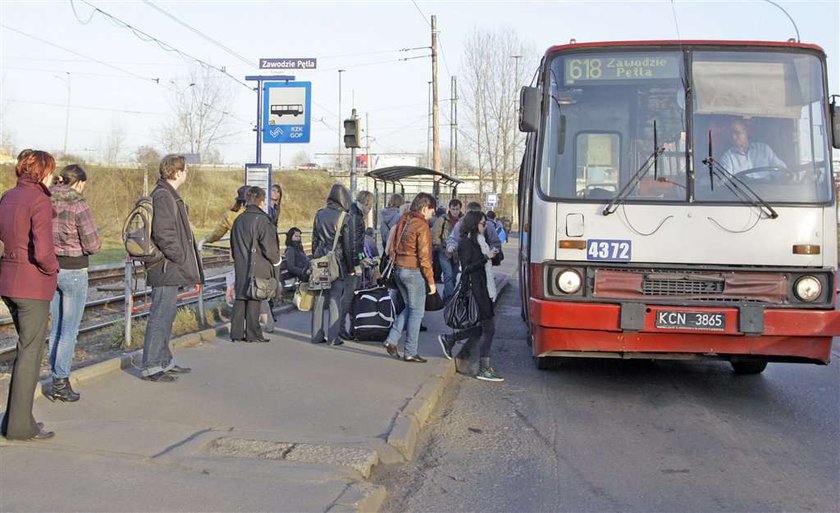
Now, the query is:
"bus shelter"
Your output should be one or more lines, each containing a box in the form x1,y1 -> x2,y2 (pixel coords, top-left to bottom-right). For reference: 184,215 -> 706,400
365,166 -> 463,229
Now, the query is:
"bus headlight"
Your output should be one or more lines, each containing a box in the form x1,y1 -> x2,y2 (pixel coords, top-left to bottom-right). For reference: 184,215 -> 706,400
794,276 -> 821,302
556,270 -> 582,294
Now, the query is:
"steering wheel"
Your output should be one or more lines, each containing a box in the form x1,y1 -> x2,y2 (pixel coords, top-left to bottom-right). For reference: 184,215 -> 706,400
733,166 -> 795,183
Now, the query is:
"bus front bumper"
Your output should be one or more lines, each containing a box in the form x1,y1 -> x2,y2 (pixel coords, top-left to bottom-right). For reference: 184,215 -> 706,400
529,299 -> 840,364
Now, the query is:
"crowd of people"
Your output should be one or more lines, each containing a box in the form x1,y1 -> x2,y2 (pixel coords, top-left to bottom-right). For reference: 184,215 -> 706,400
0,149 -> 509,442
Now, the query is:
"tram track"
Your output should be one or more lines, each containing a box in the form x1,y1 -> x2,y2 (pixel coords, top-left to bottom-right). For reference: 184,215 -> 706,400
0,252 -> 235,365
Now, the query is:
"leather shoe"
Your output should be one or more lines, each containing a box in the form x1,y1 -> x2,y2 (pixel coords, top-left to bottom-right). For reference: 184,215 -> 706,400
143,371 -> 178,382
167,365 -> 191,374
32,428 -> 55,440
383,342 -> 399,359
403,354 -> 428,363
311,339 -> 327,344
419,324 -> 428,332
330,339 -> 344,346
245,337 -> 270,343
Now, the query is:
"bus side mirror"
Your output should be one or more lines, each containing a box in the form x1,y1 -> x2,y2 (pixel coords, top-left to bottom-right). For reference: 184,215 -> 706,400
831,96 -> 840,149
519,86 -> 540,132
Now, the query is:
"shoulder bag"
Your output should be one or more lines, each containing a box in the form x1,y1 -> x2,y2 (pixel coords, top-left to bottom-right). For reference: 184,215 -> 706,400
443,273 -> 480,329
379,219 -> 410,289
308,211 -> 347,291
245,216 -> 279,301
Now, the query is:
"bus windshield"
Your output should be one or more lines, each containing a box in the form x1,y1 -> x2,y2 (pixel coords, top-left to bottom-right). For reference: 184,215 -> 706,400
692,51 -> 831,204
539,48 -> 832,205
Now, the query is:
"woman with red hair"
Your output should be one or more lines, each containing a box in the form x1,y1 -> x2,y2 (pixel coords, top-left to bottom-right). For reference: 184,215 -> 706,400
0,149 -> 60,440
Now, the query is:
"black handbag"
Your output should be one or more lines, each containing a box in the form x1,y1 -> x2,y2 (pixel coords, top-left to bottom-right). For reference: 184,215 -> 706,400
244,219 -> 278,301
425,290 -> 444,312
444,274 -> 480,329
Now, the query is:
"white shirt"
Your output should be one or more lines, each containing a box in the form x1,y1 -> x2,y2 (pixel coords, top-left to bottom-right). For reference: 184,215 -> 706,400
719,142 -> 786,174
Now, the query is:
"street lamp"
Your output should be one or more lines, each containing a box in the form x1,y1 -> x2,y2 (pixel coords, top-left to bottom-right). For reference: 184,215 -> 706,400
338,69 -> 345,171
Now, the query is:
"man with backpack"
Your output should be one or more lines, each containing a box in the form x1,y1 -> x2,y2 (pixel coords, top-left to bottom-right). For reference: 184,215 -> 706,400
140,155 -> 204,382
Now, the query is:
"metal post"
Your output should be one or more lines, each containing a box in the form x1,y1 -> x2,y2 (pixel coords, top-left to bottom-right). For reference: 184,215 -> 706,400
63,72 -> 70,157
350,108 -> 358,194
196,251 -> 206,325
123,258 -> 133,347
338,69 -> 345,170
431,14 -> 441,171
255,84 -> 262,164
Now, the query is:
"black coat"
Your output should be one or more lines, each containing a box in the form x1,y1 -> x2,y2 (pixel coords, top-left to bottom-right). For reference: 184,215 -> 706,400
457,236 -> 493,321
283,243 -> 310,280
311,184 -> 354,278
349,202 -> 367,267
146,179 -> 204,287
230,206 -> 282,300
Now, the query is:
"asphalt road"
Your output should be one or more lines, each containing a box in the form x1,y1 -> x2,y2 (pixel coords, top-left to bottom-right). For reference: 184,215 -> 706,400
376,281 -> 840,513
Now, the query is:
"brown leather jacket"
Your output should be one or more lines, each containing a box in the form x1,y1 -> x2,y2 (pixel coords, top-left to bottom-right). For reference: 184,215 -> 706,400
389,211 -> 434,287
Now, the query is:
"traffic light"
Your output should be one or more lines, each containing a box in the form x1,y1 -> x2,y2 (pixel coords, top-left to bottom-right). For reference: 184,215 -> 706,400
343,118 -> 361,148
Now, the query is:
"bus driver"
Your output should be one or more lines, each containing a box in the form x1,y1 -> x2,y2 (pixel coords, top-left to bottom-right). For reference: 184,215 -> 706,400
719,118 -> 786,174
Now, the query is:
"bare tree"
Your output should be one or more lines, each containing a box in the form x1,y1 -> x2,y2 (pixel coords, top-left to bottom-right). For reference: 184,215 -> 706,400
102,120 -> 126,166
290,150 -> 312,168
160,67 -> 235,162
461,29 -> 532,214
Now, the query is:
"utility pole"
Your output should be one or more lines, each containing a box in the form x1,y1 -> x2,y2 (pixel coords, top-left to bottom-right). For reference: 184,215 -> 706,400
337,69 -> 345,170
63,72 -> 71,157
431,14 -> 440,171
349,108 -> 358,195
366,111 -> 372,177
450,75 -> 457,176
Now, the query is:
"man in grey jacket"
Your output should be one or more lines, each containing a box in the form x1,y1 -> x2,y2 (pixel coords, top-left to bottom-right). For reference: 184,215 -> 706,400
141,155 -> 204,382
445,201 -> 501,255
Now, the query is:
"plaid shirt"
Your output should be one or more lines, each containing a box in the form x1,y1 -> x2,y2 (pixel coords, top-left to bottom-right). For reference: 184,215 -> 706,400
50,184 -> 101,257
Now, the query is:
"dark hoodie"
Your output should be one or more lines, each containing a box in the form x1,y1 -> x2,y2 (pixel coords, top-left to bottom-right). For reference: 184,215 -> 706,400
311,184 -> 354,278
283,228 -> 310,280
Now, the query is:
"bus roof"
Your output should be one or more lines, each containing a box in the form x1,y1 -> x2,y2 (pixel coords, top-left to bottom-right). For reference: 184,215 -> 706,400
546,40 -> 825,56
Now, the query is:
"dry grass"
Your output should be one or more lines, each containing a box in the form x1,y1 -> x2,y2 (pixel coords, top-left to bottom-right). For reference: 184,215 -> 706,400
1,163 -> 338,259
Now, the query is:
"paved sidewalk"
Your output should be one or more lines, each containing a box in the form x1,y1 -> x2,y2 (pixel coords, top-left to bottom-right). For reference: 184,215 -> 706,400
0,252 -> 516,513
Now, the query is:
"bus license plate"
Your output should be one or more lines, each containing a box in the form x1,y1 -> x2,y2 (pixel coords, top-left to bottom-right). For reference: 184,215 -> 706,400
655,310 -> 726,331
586,239 -> 631,261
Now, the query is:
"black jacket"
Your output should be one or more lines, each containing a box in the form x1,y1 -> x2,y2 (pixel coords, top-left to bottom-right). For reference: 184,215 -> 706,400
146,179 -> 204,287
311,184 -> 354,278
457,236 -> 493,321
283,243 -> 310,280
349,201 -> 367,267
230,205 -> 282,300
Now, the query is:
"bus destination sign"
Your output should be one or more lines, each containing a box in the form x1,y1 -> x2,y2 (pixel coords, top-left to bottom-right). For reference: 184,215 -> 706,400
564,53 -> 680,85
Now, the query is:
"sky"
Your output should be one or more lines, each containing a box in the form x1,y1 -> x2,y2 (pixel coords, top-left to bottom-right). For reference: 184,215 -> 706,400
1,0 -> 838,167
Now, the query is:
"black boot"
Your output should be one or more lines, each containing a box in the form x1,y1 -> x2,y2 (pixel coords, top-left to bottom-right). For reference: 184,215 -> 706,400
45,377 -> 80,402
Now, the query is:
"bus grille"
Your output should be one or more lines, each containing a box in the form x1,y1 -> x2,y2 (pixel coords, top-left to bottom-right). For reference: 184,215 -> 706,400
642,278 -> 724,296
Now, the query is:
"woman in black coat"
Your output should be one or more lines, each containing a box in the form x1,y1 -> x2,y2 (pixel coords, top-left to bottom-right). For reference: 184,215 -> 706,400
229,187 -> 282,342
437,210 -> 503,382
283,227 -> 310,281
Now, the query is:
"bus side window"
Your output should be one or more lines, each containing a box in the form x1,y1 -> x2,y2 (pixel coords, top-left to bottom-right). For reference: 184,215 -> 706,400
575,132 -> 620,198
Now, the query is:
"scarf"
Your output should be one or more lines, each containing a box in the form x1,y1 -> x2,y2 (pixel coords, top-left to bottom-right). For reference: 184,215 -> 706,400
478,233 -> 497,300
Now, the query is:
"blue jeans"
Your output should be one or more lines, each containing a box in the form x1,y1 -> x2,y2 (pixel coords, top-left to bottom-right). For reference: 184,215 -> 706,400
311,278 -> 345,343
438,252 -> 456,301
386,267 -> 427,357
48,268 -> 89,379
141,285 -> 178,377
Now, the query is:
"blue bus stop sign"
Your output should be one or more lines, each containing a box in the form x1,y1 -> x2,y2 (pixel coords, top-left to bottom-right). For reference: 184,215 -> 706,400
263,81 -> 311,143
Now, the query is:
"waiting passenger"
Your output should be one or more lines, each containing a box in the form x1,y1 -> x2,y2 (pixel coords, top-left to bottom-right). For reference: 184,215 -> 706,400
379,193 -> 404,254
283,227 -> 310,282
45,164 -> 102,403
0,149 -> 59,440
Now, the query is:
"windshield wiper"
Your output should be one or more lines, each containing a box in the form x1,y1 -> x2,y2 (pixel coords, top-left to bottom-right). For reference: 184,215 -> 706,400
702,130 -> 778,219
603,121 -> 664,216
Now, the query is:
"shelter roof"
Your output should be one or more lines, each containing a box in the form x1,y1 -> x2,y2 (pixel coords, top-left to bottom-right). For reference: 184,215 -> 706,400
365,166 -> 463,186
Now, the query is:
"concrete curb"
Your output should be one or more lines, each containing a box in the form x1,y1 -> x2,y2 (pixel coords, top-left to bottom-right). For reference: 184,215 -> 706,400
382,269 -> 514,464
30,304 -> 297,402
327,482 -> 388,513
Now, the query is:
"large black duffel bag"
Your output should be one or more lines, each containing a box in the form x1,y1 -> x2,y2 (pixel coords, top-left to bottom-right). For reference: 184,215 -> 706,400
350,286 -> 395,342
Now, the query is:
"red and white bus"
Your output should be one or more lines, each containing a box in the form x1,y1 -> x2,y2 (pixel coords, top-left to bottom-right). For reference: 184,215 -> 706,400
517,40 -> 840,373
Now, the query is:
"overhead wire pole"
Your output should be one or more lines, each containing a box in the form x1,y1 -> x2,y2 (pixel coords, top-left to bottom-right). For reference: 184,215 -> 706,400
431,15 -> 441,173
450,75 -> 458,176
